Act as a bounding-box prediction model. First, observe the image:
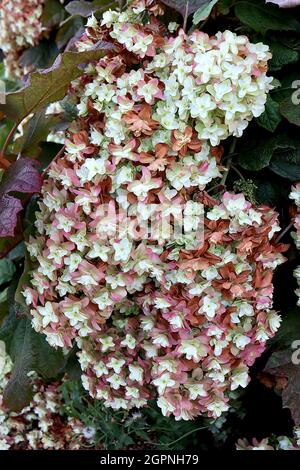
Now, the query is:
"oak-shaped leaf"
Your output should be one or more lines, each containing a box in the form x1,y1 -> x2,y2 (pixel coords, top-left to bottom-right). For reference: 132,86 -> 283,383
264,350 -> 300,425
268,40 -> 299,72
0,159 -> 42,238
193,0 -> 219,24
0,196 -> 23,238
0,258 -> 16,286
238,133 -> 300,172
0,46 -> 115,126
12,109 -> 60,157
263,308 -> 300,425
19,41 -> 59,72
0,293 -> 67,412
0,158 -> 42,194
235,0 -> 299,34
270,146 -> 300,180
256,96 -> 282,132
280,98 -> 300,127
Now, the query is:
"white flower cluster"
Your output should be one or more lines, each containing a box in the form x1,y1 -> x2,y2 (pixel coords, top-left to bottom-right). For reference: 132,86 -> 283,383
289,183 -> 300,304
0,0 -> 65,77
0,0 -> 45,77
77,3 -> 276,146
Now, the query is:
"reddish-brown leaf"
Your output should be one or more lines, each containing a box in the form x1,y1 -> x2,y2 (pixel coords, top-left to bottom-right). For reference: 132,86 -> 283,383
0,195 -> 23,238
0,158 -> 42,194
264,349 -> 300,425
160,0 -> 209,16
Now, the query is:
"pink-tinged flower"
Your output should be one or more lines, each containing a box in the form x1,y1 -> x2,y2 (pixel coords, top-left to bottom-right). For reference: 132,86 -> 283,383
109,139 -> 139,164
123,104 -> 159,136
71,260 -> 105,288
136,78 -> 163,104
53,204 -> 83,234
25,0 -> 284,422
128,167 -> 162,201
172,126 -> 202,156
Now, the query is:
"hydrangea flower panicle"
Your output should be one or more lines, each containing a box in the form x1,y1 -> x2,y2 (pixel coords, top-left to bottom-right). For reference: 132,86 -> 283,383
24,0 -> 286,420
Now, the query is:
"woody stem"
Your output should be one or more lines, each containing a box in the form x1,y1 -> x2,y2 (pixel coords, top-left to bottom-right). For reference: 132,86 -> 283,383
275,220 -> 295,244
183,2 -> 189,32
220,137 -> 237,187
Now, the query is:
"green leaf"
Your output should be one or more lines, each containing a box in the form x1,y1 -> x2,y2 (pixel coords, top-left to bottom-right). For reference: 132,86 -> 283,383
23,196 -> 41,241
0,63 -> 21,93
12,109 -> 60,157
238,134 -> 300,171
238,137 -> 276,170
0,258 -> 16,285
272,72 -> 300,102
272,74 -> 300,125
279,98 -> 300,127
0,287 -> 9,323
0,287 -> 8,303
0,277 -> 67,412
60,94 -> 79,122
193,0 -> 219,23
270,146 -> 300,180
3,318 -> 36,410
279,32 -> 300,51
19,41 -> 59,71
271,78 -> 281,89
33,330 -> 67,379
234,0 -> 300,34
256,96 -> 282,132
0,287 -> 18,350
217,0 -> 234,15
268,41 -> 299,71
0,119 -> 14,150
7,242 -> 25,261
42,0 -> 66,28
65,348 -> 82,381
0,46 -> 114,126
56,15 -> 84,49
38,142 -> 64,172
2,314 -> 67,411
255,179 -> 281,206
